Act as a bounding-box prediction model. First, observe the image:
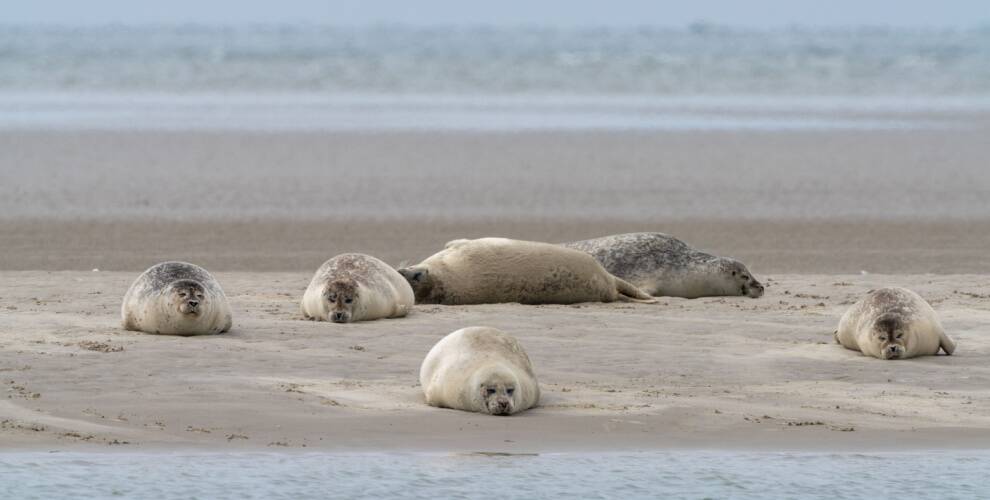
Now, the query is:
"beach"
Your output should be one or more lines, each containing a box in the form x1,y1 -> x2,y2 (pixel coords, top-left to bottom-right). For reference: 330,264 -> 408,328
1,127 -> 990,452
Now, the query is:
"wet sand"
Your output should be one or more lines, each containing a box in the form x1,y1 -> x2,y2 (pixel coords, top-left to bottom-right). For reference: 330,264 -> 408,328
4,217 -> 990,273
1,272 -> 989,451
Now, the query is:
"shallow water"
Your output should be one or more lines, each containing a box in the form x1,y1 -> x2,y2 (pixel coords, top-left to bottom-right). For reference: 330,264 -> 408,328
1,451 -> 988,499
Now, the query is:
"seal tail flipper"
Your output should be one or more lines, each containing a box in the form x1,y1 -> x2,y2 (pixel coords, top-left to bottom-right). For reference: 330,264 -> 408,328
833,330 -> 840,344
614,277 -> 657,303
939,330 -> 957,355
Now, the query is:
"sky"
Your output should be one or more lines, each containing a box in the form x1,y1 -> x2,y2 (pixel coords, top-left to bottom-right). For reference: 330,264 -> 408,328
3,0 -> 988,28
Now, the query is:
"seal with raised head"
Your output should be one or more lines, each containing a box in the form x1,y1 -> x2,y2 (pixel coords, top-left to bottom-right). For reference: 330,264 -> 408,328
420,326 -> 540,416
121,261 -> 232,335
301,253 -> 414,323
397,237 -> 656,305
835,287 -> 956,360
562,232 -> 764,298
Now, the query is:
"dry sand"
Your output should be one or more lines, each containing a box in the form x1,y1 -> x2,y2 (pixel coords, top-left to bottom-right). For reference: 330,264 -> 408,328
2,271 -> 989,452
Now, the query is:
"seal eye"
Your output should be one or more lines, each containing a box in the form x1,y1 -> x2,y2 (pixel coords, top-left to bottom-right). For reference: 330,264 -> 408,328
345,298 -> 353,304
896,334 -> 903,339
328,294 -> 337,302
486,388 -> 496,396
178,292 -> 187,298
506,388 -> 515,396
741,275 -> 749,280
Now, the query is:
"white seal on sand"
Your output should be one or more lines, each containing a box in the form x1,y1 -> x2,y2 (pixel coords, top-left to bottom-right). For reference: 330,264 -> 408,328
563,232 -> 764,298
420,326 -> 540,416
301,253 -> 414,323
835,287 -> 956,360
397,237 -> 655,305
121,261 -> 232,336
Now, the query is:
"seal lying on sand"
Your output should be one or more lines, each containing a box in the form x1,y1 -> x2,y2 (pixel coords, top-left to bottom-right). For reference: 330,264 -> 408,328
301,253 -> 414,323
835,287 -> 956,360
398,237 -> 655,305
420,326 -> 540,416
563,232 -> 764,298
121,261 -> 232,335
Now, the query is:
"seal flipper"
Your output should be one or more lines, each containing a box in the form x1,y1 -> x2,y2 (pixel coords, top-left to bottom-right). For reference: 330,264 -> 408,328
614,276 -> 657,303
938,330 -> 957,355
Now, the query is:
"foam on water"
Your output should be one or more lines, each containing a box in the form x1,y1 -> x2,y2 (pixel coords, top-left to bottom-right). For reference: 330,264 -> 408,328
1,451 -> 988,499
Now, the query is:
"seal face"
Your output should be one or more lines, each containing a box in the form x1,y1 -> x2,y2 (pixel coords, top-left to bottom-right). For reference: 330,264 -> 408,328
419,327 -> 540,416
301,253 -> 414,323
563,232 -> 764,298
834,287 -> 956,360
121,261 -> 232,336
397,237 -> 655,305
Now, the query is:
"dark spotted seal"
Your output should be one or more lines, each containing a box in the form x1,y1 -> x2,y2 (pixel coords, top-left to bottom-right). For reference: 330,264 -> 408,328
563,232 -> 764,298
121,261 -> 232,335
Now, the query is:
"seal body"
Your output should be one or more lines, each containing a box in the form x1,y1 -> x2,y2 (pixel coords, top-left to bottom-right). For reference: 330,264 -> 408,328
301,253 -> 414,323
835,287 -> 956,360
397,237 -> 655,305
420,327 -> 540,416
121,261 -> 232,335
563,232 -> 764,298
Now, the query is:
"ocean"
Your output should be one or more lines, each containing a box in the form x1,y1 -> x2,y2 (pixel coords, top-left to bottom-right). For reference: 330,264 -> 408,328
0,25 -> 988,131
2,451 -> 988,499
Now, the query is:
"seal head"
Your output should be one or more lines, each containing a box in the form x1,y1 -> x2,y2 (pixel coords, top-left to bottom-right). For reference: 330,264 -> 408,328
472,367 -> 519,416
720,259 -> 765,298
398,266 -> 436,303
874,314 -> 907,359
324,279 -> 359,323
168,279 -> 207,317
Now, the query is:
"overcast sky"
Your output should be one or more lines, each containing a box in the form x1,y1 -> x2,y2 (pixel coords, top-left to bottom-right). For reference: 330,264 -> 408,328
4,0 -> 988,28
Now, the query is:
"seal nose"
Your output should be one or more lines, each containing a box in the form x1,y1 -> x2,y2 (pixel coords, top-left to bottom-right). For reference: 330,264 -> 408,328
332,312 -> 346,322
188,300 -> 199,308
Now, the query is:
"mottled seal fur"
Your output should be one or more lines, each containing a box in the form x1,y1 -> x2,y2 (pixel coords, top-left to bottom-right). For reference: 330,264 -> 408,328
398,237 -> 656,305
563,232 -> 764,298
301,253 -> 414,323
420,326 -> 540,416
835,287 -> 956,360
121,261 -> 232,336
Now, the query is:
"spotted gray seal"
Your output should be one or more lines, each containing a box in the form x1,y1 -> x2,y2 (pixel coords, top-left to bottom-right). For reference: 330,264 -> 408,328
835,287 -> 956,360
563,232 -> 764,298
121,261 -> 232,335
301,253 -> 414,323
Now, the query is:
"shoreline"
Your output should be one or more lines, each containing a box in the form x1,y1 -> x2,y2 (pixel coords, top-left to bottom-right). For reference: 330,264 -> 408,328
4,217 -> 990,273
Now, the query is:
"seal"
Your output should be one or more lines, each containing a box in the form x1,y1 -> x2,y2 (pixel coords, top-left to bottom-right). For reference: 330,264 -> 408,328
420,326 -> 540,416
121,261 -> 232,336
835,287 -> 956,360
563,232 -> 764,298
397,237 -> 656,305
301,253 -> 414,323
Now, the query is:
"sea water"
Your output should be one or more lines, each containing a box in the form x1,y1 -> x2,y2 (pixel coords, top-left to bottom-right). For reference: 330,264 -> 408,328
0,25 -> 988,131
1,451 -> 988,499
